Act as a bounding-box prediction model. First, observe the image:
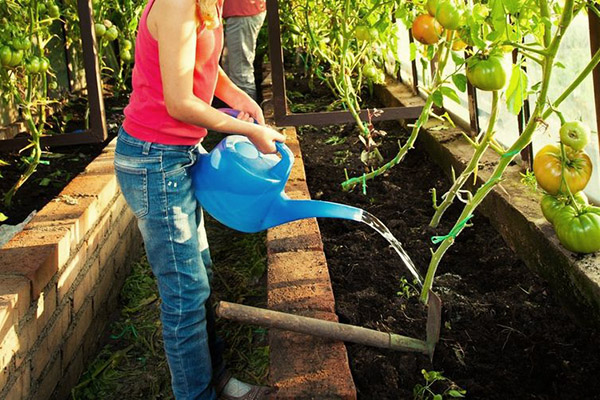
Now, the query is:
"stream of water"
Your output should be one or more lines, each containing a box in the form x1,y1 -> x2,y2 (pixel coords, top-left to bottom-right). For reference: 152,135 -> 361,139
360,211 -> 424,288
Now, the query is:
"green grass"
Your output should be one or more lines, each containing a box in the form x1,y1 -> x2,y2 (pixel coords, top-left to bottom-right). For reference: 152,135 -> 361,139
71,216 -> 269,399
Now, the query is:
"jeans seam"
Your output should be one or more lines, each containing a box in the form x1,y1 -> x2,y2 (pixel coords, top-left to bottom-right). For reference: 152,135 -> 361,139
161,155 -> 190,396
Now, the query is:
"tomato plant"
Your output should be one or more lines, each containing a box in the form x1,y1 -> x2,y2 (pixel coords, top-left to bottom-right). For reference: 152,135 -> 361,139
533,144 -> 593,196
412,14 -> 443,45
466,54 -> 507,91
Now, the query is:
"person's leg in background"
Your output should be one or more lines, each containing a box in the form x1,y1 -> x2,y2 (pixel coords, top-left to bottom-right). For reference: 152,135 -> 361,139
224,12 -> 266,101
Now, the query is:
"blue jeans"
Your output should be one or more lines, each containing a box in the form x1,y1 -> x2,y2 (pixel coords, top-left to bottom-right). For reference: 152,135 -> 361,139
224,12 -> 266,100
114,128 -> 225,400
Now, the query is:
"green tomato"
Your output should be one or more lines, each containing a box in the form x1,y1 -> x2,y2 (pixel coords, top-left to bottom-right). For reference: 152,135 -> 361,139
39,57 -> 50,73
95,23 -> 107,38
559,121 -> 590,151
0,46 -> 13,66
9,49 -> 24,67
427,0 -> 439,16
13,38 -> 32,51
105,26 -> 119,41
122,39 -> 133,50
363,64 -> 378,79
466,55 -> 507,91
37,3 -> 47,14
26,57 -> 41,74
435,1 -> 462,30
120,49 -> 132,62
554,206 -> 600,253
355,25 -> 371,41
48,4 -> 60,18
540,192 -> 587,224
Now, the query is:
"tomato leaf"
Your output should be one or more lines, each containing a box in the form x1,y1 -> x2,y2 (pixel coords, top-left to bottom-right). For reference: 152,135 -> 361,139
506,64 -> 529,115
440,86 -> 461,104
451,51 -> 465,66
410,42 -> 417,61
554,61 -> 565,69
0,212 -> 7,222
432,89 -> 444,107
448,389 -> 466,398
452,73 -> 468,92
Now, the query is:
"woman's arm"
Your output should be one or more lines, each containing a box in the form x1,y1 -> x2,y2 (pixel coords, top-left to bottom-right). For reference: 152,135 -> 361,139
148,0 -> 283,152
214,67 -> 265,124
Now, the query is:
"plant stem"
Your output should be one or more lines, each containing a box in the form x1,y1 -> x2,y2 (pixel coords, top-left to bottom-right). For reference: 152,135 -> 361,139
419,0 -> 575,303
429,90 -> 500,228
542,43 -> 600,120
341,35 -> 454,191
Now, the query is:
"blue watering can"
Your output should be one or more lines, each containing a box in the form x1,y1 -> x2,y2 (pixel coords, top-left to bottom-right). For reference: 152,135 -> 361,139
190,109 -> 364,233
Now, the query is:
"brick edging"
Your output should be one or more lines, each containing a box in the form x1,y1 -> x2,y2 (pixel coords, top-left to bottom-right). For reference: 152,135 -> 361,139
261,70 -> 357,399
0,138 -> 143,399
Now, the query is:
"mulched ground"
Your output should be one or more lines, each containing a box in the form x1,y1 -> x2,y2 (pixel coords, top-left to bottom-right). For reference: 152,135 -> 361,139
293,76 -> 600,400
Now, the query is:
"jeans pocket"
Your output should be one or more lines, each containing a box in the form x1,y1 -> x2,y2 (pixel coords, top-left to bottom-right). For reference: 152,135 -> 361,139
163,150 -> 196,178
114,163 -> 149,219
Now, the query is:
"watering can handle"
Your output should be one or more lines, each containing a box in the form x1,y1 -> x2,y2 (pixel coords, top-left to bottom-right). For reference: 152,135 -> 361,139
271,141 -> 294,179
219,108 -> 243,119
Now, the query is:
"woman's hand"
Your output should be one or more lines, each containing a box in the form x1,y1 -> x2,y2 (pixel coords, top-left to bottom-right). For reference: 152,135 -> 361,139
232,95 -> 265,125
248,125 -> 286,154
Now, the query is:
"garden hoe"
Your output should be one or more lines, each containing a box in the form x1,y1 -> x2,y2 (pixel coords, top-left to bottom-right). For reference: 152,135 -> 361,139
216,290 -> 442,360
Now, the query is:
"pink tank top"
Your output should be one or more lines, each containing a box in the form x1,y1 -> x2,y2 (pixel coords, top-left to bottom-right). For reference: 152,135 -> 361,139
123,0 -> 224,145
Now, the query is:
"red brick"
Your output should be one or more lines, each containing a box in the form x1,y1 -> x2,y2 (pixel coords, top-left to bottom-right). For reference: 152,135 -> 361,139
62,300 -> 93,365
57,348 -> 83,399
34,284 -> 57,338
0,227 -> 69,298
72,257 -> 100,315
26,196 -> 97,254
269,310 -> 356,400
267,218 -> 323,254
33,351 -> 60,400
16,319 -> 36,368
57,242 -> 87,303
93,266 -> 116,318
0,325 -> 18,383
82,312 -> 109,362
268,251 -> 335,313
283,179 -> 309,195
0,276 -> 30,333
115,207 -> 135,239
32,305 -> 69,380
84,204 -> 113,259
99,225 -> 121,268
4,359 -> 31,400
62,149 -> 118,213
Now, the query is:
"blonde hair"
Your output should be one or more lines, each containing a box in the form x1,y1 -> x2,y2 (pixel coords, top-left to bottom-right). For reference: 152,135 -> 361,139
197,0 -> 220,30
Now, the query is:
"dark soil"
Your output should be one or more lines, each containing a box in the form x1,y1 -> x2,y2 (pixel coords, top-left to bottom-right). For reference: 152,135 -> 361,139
293,78 -> 600,399
0,96 -> 125,225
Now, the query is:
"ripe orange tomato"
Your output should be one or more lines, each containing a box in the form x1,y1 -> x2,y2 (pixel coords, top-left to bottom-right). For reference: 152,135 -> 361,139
412,14 -> 443,45
533,144 -> 593,195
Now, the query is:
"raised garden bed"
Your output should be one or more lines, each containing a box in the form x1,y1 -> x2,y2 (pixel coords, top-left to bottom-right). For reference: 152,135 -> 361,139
277,72 -> 600,399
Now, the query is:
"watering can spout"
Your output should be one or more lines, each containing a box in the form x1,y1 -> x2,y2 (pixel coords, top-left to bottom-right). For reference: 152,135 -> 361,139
261,194 -> 364,230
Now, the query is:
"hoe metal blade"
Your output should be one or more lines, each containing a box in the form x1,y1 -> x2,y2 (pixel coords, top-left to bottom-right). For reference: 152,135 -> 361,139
425,290 -> 442,361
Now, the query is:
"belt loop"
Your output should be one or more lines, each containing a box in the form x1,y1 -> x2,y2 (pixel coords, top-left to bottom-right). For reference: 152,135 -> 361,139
142,141 -> 152,155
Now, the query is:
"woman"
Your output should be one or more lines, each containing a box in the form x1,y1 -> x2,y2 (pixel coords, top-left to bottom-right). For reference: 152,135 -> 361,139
113,0 -> 284,399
